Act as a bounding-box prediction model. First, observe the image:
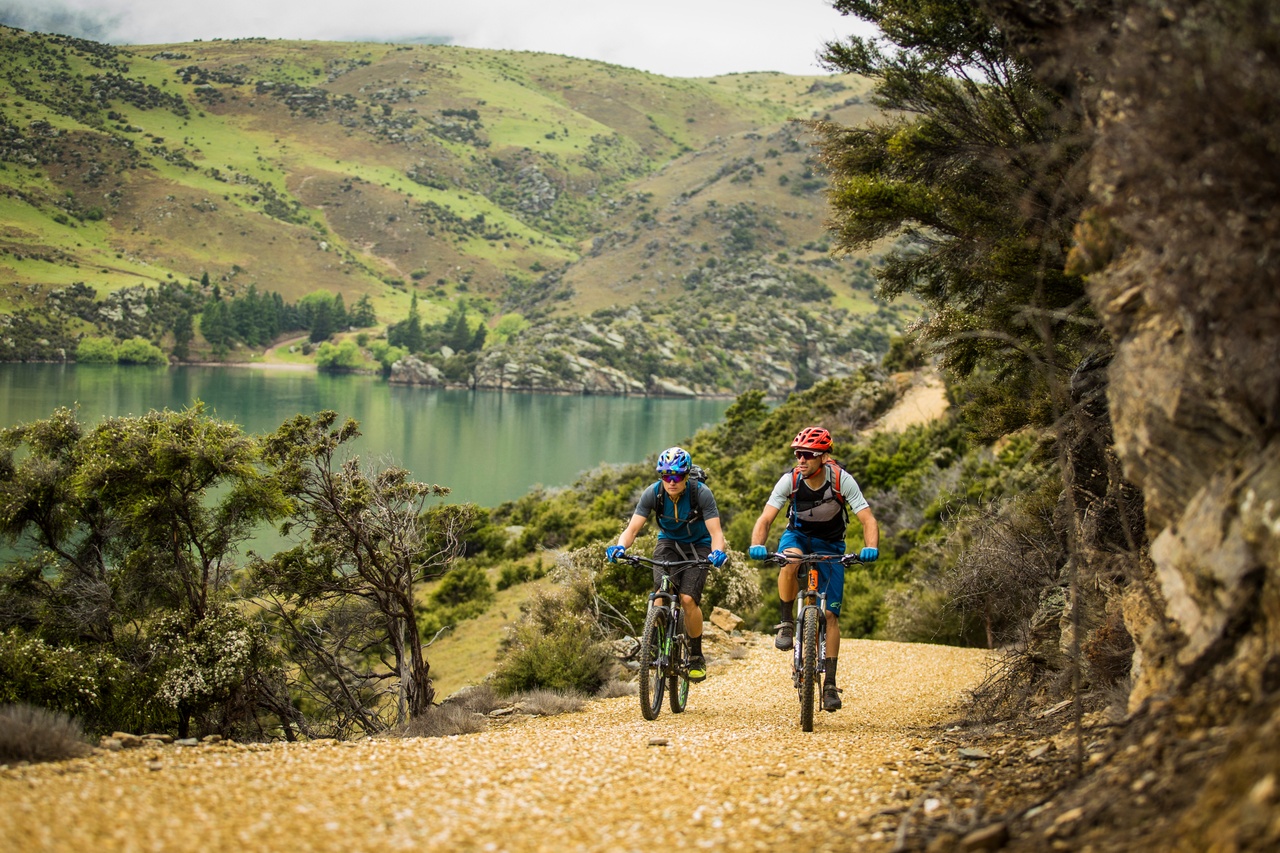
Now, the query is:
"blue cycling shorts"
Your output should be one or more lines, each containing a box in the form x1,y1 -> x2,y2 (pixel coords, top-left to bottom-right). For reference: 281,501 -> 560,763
778,529 -> 846,615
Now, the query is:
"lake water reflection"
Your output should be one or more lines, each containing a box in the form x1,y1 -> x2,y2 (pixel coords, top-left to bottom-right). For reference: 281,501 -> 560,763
0,364 -> 732,508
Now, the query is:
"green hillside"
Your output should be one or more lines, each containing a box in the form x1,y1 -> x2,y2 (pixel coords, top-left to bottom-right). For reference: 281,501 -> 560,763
0,27 -> 910,395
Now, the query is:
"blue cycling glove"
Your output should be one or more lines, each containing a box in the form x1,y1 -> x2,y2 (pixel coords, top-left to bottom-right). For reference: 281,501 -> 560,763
605,545 -> 626,562
859,547 -> 879,562
707,549 -> 727,568
748,545 -> 768,561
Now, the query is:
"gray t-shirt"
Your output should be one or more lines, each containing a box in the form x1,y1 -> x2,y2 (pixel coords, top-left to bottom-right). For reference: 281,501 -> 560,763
634,480 -> 720,545
765,465 -> 869,514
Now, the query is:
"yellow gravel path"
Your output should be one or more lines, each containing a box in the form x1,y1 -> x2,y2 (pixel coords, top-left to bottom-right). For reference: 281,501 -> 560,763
0,636 -> 990,852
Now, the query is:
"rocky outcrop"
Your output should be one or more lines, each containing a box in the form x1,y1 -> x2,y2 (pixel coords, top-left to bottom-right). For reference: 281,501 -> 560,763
389,354 -> 444,386
389,261 -> 886,397
1078,1 -> 1280,708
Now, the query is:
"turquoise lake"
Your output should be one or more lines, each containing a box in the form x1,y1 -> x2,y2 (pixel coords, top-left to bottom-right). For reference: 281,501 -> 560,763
0,364 -> 733,508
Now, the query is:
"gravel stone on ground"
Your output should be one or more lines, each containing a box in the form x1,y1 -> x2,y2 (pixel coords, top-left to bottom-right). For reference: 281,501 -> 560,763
0,634 -> 991,852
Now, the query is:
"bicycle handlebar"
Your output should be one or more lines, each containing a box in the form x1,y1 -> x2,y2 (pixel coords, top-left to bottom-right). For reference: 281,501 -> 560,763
620,554 -> 713,570
759,551 -> 864,567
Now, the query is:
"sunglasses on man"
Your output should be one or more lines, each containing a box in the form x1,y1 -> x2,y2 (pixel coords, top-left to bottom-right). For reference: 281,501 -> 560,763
794,450 -> 822,460
661,473 -> 688,484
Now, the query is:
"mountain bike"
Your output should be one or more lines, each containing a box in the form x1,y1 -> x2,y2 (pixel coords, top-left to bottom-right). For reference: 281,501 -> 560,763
764,551 -> 864,732
620,554 -> 710,721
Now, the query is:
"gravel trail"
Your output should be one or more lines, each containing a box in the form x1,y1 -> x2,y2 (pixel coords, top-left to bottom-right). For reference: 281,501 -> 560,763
0,635 -> 991,852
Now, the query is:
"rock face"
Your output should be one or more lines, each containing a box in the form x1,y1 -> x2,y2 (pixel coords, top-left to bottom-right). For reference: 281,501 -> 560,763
1079,1 -> 1280,706
389,355 -> 444,386
388,262 -> 886,397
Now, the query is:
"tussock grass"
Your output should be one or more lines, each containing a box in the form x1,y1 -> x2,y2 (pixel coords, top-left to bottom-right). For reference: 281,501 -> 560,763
514,688 -> 587,716
0,703 -> 92,764
594,678 -> 638,699
395,703 -> 489,739
395,683 -> 590,738
442,682 -> 505,716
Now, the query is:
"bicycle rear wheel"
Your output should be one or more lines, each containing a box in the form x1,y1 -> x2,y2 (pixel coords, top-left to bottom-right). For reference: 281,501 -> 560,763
668,610 -> 689,714
799,606 -> 819,732
638,604 -> 668,720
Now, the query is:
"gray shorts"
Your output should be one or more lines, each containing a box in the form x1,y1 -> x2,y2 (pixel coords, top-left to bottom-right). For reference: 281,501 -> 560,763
651,539 -> 710,604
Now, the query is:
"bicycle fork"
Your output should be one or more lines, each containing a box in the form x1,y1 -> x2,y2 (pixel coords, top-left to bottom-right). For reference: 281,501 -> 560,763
791,600 -> 828,689
649,593 -> 681,673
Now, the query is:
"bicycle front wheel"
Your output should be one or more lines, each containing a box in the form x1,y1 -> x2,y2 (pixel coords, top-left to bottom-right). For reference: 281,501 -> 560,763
668,610 -> 690,714
799,606 -> 820,732
638,605 -> 668,720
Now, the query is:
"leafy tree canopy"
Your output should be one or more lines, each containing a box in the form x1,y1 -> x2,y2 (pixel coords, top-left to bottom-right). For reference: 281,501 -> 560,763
814,0 -> 1101,437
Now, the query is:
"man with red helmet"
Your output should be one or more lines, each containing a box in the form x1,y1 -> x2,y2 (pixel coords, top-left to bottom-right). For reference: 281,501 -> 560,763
747,426 -> 879,712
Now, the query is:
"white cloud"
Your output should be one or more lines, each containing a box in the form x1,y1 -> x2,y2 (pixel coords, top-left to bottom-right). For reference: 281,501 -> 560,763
0,0 -> 875,77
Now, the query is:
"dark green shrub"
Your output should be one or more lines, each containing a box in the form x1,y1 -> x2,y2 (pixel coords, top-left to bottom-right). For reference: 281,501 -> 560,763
0,630 -> 126,729
432,564 -> 493,608
490,605 -> 612,696
490,564 -> 613,696
496,559 -> 546,590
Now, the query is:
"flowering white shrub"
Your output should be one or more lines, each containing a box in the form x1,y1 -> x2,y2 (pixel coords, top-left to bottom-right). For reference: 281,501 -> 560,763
152,606 -> 256,710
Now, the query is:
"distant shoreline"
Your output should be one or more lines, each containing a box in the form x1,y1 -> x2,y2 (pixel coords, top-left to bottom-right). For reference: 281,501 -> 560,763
6,360 -> 746,399
179,360 -> 318,372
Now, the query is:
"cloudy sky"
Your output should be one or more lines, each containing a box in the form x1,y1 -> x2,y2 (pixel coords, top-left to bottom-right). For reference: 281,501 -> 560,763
0,0 -> 876,78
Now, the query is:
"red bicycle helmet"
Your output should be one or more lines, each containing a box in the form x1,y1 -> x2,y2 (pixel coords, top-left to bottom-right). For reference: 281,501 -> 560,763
791,426 -> 833,453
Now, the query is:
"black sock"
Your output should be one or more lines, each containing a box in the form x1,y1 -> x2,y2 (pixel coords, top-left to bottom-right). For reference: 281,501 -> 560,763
690,635 -> 702,657
824,658 -> 838,687
779,599 -> 794,623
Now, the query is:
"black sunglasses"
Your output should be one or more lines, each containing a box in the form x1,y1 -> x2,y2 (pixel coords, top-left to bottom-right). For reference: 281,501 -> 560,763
794,450 -> 822,460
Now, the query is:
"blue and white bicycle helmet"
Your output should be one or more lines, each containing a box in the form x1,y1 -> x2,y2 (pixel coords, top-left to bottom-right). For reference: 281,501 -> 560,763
655,446 -> 692,475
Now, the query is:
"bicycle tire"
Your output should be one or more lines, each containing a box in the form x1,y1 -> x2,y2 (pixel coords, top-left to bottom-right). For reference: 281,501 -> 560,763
638,604 -> 667,720
668,609 -> 689,714
799,606 -> 820,732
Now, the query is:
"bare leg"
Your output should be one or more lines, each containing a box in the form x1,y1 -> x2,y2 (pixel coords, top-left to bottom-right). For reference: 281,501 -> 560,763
681,595 -> 703,638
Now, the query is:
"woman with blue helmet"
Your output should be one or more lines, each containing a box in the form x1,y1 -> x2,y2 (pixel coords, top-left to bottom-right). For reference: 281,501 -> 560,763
606,446 -> 728,683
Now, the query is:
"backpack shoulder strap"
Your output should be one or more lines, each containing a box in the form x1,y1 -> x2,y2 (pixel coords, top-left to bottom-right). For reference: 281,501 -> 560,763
686,479 -> 703,521
793,463 -> 842,495
827,461 -> 843,498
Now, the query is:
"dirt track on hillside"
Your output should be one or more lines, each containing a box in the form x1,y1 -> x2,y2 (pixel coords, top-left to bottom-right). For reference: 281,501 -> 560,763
0,635 -> 991,852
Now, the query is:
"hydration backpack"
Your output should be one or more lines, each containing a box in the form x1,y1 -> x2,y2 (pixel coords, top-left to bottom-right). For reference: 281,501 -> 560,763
787,461 -> 849,525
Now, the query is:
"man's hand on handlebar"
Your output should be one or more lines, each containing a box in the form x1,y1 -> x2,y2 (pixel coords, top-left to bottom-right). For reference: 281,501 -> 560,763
707,549 -> 728,568
605,544 -> 626,562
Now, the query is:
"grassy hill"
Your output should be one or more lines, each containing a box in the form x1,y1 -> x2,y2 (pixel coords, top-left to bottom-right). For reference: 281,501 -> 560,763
0,27 -> 911,394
